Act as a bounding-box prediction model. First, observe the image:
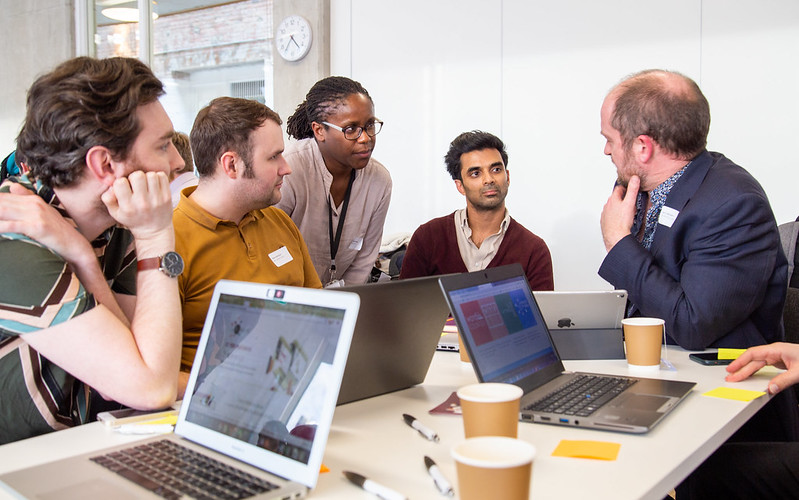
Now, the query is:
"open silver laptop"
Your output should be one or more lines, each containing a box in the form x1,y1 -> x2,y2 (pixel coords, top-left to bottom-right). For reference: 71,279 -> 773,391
0,280 -> 359,499
533,290 -> 627,359
439,265 -> 695,434
337,275 -> 451,404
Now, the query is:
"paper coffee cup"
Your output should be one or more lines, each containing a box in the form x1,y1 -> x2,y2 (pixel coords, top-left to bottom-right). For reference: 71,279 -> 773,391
452,436 -> 535,500
622,317 -> 664,372
457,383 -> 523,438
458,333 -> 470,363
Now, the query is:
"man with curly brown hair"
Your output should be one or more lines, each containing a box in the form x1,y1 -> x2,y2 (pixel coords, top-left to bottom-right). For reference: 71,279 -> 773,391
0,57 -> 185,443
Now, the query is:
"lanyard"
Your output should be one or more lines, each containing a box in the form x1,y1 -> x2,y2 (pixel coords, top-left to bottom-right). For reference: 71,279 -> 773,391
327,169 -> 357,280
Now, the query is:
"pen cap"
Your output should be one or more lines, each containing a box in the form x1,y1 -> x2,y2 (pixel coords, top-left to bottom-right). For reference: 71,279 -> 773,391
457,383 -> 523,438
452,437 -> 535,500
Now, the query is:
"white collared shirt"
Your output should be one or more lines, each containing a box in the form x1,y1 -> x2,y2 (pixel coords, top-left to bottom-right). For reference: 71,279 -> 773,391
454,208 -> 510,272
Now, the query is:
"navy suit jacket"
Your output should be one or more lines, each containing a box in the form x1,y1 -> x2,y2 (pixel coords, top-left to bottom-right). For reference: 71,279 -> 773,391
599,150 -> 788,350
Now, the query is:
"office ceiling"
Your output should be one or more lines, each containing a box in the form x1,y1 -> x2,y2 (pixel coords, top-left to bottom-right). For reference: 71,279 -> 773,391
95,0 -> 232,26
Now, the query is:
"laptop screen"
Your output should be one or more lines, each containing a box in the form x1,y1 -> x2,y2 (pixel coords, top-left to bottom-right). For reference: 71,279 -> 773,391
446,273 -> 561,383
185,292 -> 346,466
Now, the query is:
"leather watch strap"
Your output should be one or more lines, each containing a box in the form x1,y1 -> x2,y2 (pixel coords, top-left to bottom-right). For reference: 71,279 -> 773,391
137,256 -> 161,272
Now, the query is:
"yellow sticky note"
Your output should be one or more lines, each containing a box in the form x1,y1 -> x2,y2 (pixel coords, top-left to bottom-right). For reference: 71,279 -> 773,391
134,414 -> 179,426
718,348 -> 746,360
702,387 -> 765,401
551,440 -> 621,461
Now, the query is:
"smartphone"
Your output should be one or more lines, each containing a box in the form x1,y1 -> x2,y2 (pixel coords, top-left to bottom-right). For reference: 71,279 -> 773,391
689,352 -> 733,366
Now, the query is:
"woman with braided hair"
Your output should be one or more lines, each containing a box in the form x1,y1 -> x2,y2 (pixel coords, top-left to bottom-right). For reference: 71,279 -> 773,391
276,76 -> 392,286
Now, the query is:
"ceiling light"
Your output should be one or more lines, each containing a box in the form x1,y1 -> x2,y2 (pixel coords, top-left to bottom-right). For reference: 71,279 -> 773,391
101,7 -> 158,23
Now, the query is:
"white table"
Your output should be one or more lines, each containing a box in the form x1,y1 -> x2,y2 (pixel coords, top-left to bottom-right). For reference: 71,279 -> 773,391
0,348 -> 774,499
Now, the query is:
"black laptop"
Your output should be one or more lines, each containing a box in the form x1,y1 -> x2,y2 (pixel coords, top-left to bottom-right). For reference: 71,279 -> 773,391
337,275 -> 452,405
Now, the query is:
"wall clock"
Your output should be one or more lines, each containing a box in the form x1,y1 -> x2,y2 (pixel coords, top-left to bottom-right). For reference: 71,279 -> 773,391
276,15 -> 313,62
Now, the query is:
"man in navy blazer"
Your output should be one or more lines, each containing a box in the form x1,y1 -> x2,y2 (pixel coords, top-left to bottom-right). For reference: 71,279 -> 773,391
598,69 -> 787,351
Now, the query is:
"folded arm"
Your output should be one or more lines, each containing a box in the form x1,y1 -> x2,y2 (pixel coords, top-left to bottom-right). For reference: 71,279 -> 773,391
15,171 -> 181,409
0,184 -> 129,324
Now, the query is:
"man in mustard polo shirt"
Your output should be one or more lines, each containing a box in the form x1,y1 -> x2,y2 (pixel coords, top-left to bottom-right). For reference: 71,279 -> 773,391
174,97 -> 321,396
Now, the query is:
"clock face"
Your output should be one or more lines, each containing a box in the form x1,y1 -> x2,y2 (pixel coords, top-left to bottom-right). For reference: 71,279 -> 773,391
276,15 -> 313,62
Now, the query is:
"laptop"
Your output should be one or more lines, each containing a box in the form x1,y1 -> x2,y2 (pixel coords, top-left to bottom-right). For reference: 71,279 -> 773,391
337,275 -> 452,405
0,280 -> 360,499
533,290 -> 627,360
437,291 -> 628,358
438,264 -> 695,434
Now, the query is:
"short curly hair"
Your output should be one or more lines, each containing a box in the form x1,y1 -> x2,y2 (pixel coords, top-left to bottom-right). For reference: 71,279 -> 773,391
16,57 -> 164,188
444,130 -> 508,181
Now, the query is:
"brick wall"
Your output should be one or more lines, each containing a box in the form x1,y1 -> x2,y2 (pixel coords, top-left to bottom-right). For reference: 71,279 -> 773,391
96,0 -> 272,76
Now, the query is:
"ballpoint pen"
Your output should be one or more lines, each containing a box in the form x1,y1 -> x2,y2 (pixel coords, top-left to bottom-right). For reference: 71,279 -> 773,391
343,471 -> 408,500
402,413 -> 440,442
424,455 -> 454,497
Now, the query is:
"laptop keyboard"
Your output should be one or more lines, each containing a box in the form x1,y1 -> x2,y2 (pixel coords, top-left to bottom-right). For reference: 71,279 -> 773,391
90,439 -> 279,500
525,374 -> 637,417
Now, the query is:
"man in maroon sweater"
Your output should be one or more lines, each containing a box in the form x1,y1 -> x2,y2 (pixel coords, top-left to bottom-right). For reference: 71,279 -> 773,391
400,130 -> 554,290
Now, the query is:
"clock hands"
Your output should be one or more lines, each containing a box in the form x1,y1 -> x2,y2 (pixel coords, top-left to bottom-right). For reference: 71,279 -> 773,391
277,30 -> 301,40
276,15 -> 311,61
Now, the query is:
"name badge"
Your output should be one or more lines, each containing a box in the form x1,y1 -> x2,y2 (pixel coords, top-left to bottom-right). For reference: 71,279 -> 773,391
348,237 -> 363,251
658,206 -> 679,228
269,246 -> 293,267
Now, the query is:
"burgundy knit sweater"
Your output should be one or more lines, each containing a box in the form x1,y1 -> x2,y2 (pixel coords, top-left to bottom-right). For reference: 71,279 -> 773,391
400,212 -> 554,291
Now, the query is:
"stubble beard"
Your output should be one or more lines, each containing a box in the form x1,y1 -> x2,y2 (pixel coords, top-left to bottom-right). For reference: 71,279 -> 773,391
470,187 -> 507,213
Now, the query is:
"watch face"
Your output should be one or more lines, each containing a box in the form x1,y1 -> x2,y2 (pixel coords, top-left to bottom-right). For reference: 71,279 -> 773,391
161,251 -> 184,278
276,15 -> 312,62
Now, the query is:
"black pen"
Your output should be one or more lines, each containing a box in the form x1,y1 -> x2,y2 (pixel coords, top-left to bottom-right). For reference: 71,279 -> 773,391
424,455 -> 454,497
402,413 -> 440,442
343,470 -> 408,500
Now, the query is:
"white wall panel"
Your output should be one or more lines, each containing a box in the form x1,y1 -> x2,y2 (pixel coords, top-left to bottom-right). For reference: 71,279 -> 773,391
341,0 -> 503,241
701,0 -> 799,226
331,0 -> 798,289
502,0 -> 700,289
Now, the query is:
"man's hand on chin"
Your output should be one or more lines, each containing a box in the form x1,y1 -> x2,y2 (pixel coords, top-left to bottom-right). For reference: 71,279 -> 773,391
600,175 -> 640,252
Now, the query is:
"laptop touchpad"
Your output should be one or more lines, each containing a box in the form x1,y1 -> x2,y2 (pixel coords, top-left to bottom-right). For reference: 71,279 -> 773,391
41,479 -> 141,500
612,393 -> 673,412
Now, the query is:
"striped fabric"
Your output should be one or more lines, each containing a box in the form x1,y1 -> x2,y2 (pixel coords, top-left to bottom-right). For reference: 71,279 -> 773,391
0,175 -> 137,443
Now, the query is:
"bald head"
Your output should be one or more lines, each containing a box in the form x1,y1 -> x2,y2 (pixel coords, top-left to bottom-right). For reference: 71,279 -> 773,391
607,69 -> 710,160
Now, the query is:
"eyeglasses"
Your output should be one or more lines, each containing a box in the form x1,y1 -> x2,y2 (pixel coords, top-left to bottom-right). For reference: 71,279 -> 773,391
322,120 -> 383,140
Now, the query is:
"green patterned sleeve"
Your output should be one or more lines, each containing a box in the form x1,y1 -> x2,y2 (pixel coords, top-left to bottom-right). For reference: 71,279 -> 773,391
0,237 -> 94,336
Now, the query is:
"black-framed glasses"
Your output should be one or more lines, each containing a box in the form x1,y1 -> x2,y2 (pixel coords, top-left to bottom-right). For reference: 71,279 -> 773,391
322,120 -> 383,140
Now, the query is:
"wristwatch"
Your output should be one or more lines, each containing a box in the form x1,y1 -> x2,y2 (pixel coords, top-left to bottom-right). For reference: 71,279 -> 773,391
137,251 -> 184,278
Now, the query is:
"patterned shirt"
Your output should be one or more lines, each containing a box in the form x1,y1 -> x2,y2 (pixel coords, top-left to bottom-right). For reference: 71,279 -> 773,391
631,163 -> 690,249
0,175 -> 137,444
